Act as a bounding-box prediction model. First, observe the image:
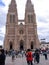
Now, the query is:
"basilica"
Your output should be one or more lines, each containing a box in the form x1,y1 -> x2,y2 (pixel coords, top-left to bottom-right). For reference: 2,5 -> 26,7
4,0 -> 40,51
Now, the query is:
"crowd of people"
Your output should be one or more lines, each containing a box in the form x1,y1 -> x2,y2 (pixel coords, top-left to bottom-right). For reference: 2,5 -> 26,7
0,47 -> 49,65
26,49 -> 40,65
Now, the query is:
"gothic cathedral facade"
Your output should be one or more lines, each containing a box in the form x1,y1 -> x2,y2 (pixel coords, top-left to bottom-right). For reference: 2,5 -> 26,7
4,0 -> 40,51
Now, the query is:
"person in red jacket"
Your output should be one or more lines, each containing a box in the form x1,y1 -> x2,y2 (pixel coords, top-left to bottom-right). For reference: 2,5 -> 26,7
26,49 -> 33,65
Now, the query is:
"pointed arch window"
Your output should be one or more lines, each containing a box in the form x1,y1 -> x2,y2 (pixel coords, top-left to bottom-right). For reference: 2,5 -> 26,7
28,15 -> 30,23
10,14 -> 15,23
31,15 -> 33,23
10,15 -> 13,23
28,14 -> 33,23
13,15 -> 15,22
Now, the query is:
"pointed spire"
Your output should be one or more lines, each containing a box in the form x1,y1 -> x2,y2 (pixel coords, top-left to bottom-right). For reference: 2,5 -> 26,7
8,0 -> 17,12
11,0 -> 16,5
26,0 -> 32,7
26,0 -> 34,12
27,0 -> 32,4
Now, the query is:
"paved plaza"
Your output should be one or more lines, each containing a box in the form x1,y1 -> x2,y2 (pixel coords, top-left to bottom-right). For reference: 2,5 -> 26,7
5,54 -> 49,65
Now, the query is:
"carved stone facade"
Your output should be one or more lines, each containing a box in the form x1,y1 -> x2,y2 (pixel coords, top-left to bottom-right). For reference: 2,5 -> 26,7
4,0 -> 40,51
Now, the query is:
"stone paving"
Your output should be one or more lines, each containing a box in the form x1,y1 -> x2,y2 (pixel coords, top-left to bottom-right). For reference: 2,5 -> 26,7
5,54 -> 49,65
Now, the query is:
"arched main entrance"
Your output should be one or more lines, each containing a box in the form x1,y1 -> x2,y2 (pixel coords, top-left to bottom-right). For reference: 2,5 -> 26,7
31,41 -> 34,49
20,40 -> 24,50
9,41 -> 13,50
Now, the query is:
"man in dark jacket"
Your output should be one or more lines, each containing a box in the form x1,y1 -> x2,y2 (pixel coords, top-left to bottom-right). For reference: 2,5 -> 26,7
0,49 -> 6,65
34,49 -> 40,64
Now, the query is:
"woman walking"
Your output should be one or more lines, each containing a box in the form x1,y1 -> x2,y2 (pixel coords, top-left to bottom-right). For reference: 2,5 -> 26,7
26,49 -> 33,65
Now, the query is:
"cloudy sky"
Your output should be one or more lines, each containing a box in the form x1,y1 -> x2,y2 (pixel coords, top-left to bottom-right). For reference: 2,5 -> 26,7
0,0 -> 49,45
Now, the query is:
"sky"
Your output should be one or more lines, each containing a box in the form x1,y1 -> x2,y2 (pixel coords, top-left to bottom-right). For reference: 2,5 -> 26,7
0,0 -> 49,45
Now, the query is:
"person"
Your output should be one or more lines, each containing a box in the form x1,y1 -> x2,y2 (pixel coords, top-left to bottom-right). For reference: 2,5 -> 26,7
43,49 -> 48,60
26,49 -> 33,65
11,49 -> 15,62
34,49 -> 40,64
21,50 -> 24,57
0,48 -> 6,65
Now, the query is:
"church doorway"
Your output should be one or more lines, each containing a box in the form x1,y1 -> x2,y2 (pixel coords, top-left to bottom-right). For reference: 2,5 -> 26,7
31,41 -> 34,49
9,41 -> 13,50
20,40 -> 24,50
